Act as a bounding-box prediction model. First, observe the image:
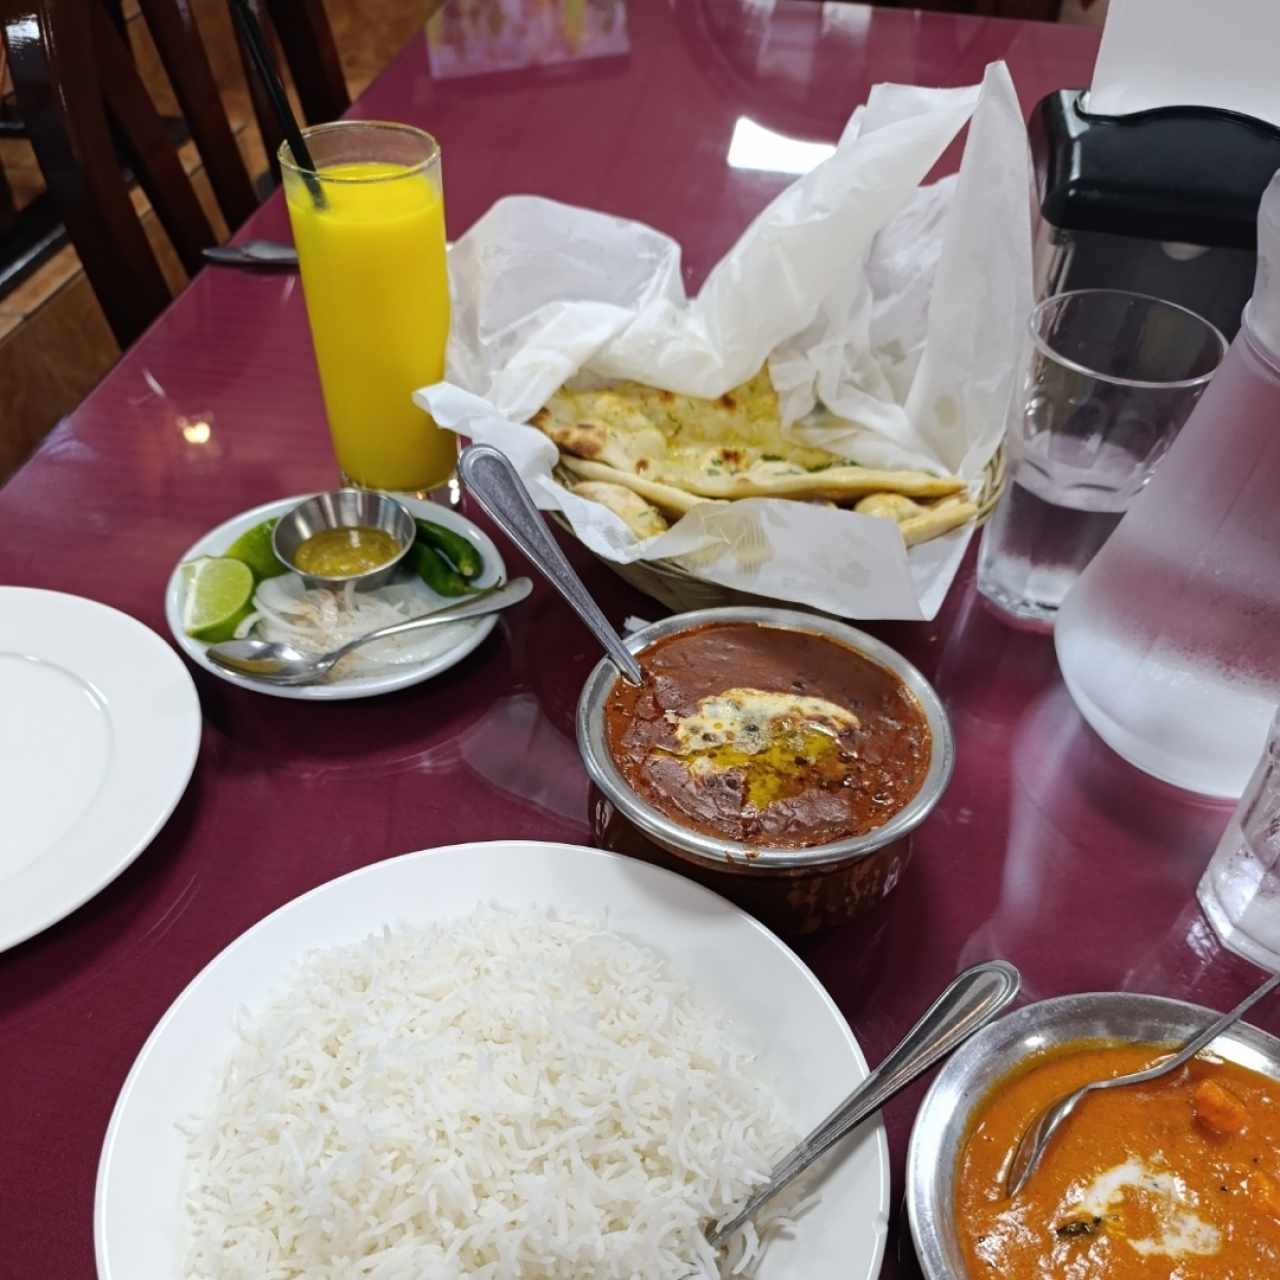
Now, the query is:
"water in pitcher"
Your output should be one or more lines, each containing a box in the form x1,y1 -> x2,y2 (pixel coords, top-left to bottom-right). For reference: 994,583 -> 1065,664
1056,182 -> 1280,798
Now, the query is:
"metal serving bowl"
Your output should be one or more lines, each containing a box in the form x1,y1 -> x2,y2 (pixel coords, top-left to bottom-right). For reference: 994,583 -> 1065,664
576,605 -> 955,935
272,489 -> 416,591
906,991 -> 1280,1280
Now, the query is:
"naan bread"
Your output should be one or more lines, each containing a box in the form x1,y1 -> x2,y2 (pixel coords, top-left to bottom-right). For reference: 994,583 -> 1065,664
571,481 -> 669,539
537,367 -> 976,551
559,456 -> 716,517
533,371 -> 964,502
855,492 -> 978,547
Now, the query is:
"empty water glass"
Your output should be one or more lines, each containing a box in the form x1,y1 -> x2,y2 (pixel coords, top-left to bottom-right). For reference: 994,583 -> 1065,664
977,290 -> 1225,629
1198,708 -> 1280,971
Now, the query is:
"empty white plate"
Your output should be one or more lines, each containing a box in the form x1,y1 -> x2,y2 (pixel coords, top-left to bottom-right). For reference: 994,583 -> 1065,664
0,588 -> 201,951
96,841 -> 889,1280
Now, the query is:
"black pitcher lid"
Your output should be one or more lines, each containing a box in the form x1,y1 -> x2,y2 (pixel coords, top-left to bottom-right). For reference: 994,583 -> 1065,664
1030,90 -> 1280,250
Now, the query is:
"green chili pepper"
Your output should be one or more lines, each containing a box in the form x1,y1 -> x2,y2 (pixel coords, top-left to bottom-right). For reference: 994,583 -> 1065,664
414,518 -> 484,580
411,541 -> 471,597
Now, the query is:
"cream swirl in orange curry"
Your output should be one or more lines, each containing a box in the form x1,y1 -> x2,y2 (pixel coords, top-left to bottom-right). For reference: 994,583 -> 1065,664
604,622 -> 930,848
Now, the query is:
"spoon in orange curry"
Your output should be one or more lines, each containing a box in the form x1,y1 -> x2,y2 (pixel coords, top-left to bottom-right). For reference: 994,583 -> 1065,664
1005,969 -> 1280,1199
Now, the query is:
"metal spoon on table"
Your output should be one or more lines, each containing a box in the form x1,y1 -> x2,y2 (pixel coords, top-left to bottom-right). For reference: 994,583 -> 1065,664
203,236 -> 454,269
457,444 -> 645,685
707,960 -> 1021,1248
1006,969 -> 1280,1199
202,239 -> 299,268
206,577 -> 531,684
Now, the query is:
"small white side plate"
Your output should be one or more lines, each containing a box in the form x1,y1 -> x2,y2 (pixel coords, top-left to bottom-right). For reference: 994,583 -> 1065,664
0,588 -> 201,951
164,494 -> 508,701
95,841 -> 889,1280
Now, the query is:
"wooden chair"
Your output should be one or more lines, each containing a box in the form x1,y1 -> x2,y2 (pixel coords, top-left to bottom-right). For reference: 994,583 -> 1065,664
1,0 -> 347,349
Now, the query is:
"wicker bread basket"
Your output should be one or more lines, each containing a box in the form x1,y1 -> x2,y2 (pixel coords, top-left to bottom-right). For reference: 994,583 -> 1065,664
549,448 -> 1007,614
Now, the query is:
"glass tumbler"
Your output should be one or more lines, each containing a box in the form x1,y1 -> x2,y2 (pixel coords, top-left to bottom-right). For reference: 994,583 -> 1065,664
1198,708 -> 1280,971
976,290 -> 1225,629
281,121 -> 453,492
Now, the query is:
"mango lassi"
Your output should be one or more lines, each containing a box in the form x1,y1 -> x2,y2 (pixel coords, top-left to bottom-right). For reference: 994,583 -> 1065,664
284,135 -> 452,492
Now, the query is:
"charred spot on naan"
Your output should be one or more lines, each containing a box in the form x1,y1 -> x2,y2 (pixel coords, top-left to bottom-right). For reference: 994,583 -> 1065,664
549,422 -> 608,459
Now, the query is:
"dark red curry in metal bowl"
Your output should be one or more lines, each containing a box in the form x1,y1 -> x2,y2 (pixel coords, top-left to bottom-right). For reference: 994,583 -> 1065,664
577,607 -> 954,934
604,622 -> 932,849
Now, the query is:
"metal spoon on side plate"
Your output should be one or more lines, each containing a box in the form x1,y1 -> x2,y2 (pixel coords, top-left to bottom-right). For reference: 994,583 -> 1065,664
1005,969 -> 1280,1200
206,577 -> 531,684
457,444 -> 645,685
703,960 -> 1021,1251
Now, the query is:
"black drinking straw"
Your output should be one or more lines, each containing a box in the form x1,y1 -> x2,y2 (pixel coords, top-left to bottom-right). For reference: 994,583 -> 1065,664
228,0 -> 327,209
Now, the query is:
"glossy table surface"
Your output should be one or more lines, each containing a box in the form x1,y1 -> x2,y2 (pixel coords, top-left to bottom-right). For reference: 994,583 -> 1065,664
2,3 -> 1270,1277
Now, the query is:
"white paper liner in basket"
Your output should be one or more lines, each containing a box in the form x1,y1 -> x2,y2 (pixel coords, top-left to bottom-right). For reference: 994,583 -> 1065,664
416,62 -> 1032,621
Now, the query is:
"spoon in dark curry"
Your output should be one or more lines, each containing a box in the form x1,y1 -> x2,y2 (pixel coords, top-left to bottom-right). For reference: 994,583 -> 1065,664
1005,969 -> 1280,1199
458,444 -> 645,685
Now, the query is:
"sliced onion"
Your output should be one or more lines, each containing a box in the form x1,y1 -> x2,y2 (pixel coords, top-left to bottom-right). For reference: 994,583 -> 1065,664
239,574 -> 471,672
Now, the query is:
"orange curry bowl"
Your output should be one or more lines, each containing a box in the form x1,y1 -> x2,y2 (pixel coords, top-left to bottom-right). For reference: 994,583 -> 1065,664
906,992 -> 1280,1280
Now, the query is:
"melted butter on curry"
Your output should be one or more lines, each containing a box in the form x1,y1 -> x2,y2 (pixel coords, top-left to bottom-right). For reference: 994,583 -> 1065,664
661,688 -> 859,811
956,1041 -> 1280,1279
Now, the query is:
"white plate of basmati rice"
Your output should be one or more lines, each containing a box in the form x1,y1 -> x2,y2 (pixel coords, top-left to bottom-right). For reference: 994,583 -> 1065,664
95,841 -> 889,1279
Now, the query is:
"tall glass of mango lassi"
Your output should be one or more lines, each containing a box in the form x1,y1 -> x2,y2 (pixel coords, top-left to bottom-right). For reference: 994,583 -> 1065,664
280,122 -> 453,492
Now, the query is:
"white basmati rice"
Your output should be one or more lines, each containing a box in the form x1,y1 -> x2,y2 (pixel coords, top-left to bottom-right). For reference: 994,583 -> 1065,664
181,908 -> 809,1278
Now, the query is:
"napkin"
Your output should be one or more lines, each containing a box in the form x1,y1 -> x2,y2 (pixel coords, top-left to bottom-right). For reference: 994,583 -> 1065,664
417,61 -> 1031,620
1089,0 -> 1280,130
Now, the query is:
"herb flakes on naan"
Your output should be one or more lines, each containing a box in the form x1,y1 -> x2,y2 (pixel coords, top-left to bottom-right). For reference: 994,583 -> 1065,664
570,480 -> 669,540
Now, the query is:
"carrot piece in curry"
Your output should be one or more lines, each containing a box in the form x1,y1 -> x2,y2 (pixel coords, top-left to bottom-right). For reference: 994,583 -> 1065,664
1250,1170 -> 1280,1220
1193,1078 -> 1249,1137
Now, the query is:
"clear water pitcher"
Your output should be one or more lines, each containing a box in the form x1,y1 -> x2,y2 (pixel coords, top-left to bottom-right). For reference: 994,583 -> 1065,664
1055,172 -> 1280,798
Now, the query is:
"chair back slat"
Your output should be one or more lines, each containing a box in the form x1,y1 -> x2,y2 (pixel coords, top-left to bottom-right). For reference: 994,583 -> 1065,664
137,0 -> 258,230
232,8 -> 286,183
5,3 -> 171,346
263,0 -> 349,124
236,0 -> 351,182
92,3 -> 218,278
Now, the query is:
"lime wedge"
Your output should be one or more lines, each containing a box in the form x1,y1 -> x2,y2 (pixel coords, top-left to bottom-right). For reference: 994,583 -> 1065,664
181,556 -> 254,642
224,518 -> 286,581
